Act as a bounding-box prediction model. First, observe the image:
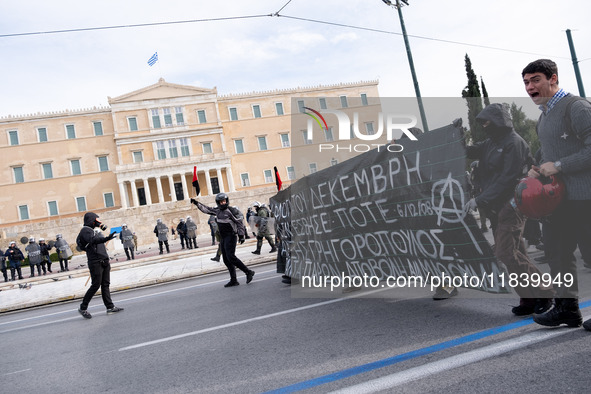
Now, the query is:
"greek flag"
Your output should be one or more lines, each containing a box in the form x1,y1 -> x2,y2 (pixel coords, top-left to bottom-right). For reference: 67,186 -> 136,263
147,52 -> 158,66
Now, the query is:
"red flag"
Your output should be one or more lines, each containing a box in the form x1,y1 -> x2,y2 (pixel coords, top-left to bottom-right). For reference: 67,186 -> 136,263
274,166 -> 282,191
192,166 -> 200,196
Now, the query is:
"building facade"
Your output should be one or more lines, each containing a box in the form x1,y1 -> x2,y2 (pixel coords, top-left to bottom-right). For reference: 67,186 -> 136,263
0,79 -> 380,247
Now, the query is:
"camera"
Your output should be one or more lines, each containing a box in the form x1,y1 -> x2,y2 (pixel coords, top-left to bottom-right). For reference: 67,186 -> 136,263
99,224 -> 108,231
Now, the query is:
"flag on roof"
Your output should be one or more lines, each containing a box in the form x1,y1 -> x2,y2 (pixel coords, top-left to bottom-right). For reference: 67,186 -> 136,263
147,52 -> 158,66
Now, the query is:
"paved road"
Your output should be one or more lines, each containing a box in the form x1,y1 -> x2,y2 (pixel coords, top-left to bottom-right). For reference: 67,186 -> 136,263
2,257 -> 591,393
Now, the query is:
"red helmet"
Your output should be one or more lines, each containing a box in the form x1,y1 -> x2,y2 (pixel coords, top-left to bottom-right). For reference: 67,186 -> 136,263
514,175 -> 565,219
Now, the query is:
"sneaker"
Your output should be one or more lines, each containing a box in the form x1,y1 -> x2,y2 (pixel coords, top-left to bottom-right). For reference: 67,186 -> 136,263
246,270 -> 255,284
251,251 -> 261,255
78,308 -> 92,319
224,281 -> 239,288
583,318 -> 591,331
107,306 -> 124,314
211,257 -> 220,262
432,286 -> 458,301
269,247 -> 277,253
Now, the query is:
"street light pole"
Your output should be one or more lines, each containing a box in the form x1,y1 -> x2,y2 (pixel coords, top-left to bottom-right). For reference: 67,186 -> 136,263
384,0 -> 429,132
566,29 -> 586,98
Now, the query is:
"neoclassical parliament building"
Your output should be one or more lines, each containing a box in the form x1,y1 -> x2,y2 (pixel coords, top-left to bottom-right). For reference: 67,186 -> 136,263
0,78 -> 380,246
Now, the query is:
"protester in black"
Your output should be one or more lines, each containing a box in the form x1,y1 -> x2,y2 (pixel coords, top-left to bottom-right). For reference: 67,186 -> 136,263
191,193 -> 254,287
466,103 -> 553,315
76,212 -> 124,319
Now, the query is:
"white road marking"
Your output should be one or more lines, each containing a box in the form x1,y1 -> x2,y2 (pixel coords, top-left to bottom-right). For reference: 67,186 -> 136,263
3,368 -> 32,376
119,288 -> 387,351
331,317 -> 590,394
0,268 -> 277,328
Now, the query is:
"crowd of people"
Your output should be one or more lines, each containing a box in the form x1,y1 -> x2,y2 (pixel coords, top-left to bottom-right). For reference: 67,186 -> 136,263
1,234 -> 74,282
5,59 -> 590,334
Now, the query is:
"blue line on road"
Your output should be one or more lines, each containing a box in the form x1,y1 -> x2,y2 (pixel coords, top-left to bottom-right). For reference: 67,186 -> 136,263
266,300 -> 591,393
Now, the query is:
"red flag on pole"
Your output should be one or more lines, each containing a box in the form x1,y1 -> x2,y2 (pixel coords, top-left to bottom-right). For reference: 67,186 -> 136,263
192,166 -> 200,196
274,166 -> 282,191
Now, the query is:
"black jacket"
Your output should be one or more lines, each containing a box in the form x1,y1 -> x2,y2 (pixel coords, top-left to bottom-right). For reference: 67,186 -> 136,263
77,212 -> 113,263
467,103 -> 532,212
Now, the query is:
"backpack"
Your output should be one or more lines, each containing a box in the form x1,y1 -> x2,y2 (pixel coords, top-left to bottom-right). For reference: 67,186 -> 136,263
76,232 -> 87,252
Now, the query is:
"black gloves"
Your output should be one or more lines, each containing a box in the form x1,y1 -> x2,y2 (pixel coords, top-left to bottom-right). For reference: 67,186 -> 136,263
190,198 -> 198,205
239,236 -> 245,244
106,232 -> 116,240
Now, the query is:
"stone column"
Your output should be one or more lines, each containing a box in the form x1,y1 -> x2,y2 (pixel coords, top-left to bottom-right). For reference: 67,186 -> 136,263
225,166 -> 236,192
118,181 -> 128,209
156,176 -> 164,203
168,174 -> 177,201
131,180 -> 139,207
204,170 -> 212,196
143,178 -> 152,205
181,172 -> 189,199
216,168 -> 225,193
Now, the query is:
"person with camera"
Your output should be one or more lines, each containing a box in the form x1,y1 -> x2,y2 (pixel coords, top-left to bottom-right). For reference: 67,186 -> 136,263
191,193 -> 254,287
76,212 -> 124,319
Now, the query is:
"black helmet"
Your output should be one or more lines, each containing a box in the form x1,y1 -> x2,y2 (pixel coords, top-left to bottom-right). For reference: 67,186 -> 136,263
215,193 -> 229,209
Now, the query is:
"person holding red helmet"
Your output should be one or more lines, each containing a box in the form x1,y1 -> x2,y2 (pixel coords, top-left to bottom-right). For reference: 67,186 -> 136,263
465,102 -> 554,315
523,59 -> 591,329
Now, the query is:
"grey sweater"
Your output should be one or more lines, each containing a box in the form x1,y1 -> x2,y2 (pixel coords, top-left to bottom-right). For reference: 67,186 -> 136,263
538,94 -> 591,200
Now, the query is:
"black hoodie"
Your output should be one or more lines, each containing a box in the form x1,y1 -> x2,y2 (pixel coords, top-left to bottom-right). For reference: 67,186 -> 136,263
467,103 -> 532,212
77,212 -> 113,263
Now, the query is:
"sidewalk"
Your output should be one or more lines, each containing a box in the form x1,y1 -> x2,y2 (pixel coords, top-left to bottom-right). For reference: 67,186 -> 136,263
0,237 -> 277,313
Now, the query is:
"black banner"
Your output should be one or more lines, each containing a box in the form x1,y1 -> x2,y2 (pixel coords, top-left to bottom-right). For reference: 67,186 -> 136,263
270,122 -> 508,296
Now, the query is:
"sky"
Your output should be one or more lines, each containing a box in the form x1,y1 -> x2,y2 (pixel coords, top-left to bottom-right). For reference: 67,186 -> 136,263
0,0 -> 589,120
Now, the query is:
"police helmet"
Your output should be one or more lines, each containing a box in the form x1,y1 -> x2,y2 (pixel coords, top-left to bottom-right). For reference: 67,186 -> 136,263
252,201 -> 261,208
29,237 -> 35,243
39,238 -> 45,242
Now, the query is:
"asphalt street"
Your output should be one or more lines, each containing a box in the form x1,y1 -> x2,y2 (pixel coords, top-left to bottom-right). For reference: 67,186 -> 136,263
2,256 -> 591,393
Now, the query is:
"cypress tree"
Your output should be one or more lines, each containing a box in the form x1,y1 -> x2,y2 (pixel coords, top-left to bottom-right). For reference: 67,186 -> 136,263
461,54 -> 485,142
481,77 -> 490,107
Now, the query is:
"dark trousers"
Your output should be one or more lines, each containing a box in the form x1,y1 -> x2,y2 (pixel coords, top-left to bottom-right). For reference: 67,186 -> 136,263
80,260 -> 114,310
494,202 -> 553,299
29,263 -> 41,276
220,234 -> 249,282
544,200 -> 591,299
59,258 -> 69,271
124,247 -> 134,260
179,234 -> 187,248
158,240 -> 170,253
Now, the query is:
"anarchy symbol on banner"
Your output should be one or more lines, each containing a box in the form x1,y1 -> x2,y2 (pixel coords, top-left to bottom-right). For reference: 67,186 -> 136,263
431,172 -> 483,255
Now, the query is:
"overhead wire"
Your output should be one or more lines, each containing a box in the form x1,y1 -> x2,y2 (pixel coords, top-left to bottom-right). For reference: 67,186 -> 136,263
0,14 -> 272,38
276,14 -> 570,60
0,9 -> 572,60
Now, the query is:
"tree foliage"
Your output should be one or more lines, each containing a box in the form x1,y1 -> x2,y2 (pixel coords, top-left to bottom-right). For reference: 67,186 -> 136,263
461,54 -> 485,142
510,103 -> 540,156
